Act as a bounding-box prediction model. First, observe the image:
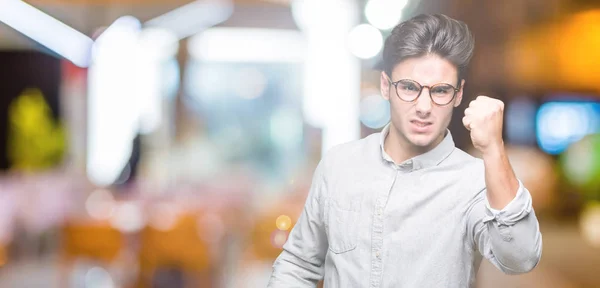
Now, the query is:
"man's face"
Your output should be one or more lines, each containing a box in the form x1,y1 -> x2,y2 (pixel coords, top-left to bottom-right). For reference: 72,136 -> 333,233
380,54 -> 464,151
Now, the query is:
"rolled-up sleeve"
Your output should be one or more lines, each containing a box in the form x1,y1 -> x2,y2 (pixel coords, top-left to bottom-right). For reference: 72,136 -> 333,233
268,161 -> 329,287
467,180 -> 543,274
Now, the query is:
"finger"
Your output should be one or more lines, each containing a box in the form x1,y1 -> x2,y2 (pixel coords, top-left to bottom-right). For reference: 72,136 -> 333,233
469,99 -> 481,108
464,107 -> 474,116
462,116 -> 471,131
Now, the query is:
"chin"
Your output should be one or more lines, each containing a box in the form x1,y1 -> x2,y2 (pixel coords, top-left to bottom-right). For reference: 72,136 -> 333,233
406,132 -> 439,148
409,137 -> 436,148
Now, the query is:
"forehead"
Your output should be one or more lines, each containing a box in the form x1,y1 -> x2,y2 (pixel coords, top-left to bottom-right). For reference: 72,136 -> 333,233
391,54 -> 458,86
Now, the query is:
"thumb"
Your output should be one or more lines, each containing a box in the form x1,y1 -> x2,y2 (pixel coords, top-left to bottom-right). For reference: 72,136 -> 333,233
462,116 -> 471,131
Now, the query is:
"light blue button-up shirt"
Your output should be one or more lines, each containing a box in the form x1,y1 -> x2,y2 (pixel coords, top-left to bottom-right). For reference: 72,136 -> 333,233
268,124 -> 542,287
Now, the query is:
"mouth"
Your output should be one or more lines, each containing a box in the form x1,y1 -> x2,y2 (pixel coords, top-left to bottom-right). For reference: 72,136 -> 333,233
410,120 -> 433,127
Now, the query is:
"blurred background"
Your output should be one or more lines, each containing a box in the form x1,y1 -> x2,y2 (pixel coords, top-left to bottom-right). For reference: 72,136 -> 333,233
0,0 -> 599,287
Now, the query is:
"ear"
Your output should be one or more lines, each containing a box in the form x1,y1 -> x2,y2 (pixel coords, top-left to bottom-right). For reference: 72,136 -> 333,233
453,79 -> 466,107
380,71 -> 391,101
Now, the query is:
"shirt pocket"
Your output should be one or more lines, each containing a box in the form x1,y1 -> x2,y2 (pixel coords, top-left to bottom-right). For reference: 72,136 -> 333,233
325,196 -> 362,254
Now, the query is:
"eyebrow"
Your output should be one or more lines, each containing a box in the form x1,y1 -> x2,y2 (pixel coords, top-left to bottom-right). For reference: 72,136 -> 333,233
394,78 -> 458,86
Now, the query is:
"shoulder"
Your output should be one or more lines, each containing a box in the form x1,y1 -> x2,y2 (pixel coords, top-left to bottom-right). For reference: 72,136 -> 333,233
445,147 -> 486,190
447,147 -> 483,170
316,132 -> 381,178
326,133 -> 378,158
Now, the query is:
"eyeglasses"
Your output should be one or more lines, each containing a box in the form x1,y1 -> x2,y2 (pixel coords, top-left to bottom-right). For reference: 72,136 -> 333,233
385,75 -> 460,106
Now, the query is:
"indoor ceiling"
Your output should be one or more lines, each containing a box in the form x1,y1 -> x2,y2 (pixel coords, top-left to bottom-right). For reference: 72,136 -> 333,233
0,0 -> 297,49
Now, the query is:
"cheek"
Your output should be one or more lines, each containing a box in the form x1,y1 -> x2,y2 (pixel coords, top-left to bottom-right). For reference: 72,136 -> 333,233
434,107 -> 454,125
390,99 -> 413,117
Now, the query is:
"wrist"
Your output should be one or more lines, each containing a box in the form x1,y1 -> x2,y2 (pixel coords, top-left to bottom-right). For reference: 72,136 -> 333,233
481,141 -> 505,161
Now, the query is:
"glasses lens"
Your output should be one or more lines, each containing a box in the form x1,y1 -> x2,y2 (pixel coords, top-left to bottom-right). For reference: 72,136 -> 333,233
430,84 -> 456,105
395,80 -> 421,101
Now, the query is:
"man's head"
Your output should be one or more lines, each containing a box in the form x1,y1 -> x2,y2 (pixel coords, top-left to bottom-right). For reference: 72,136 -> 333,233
380,14 -> 474,152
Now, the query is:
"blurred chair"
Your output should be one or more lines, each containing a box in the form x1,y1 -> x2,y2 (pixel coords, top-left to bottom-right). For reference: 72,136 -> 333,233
137,212 -> 214,288
0,243 -> 7,268
60,220 -> 125,286
62,221 -> 124,262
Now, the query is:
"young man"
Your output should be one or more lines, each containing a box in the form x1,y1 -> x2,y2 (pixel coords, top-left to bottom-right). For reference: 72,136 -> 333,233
268,14 -> 542,287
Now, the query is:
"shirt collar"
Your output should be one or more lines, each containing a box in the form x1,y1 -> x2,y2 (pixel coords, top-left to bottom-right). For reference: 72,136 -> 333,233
379,123 -> 455,170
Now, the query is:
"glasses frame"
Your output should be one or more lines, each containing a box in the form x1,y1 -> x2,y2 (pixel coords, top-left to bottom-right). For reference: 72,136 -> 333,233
385,74 -> 461,106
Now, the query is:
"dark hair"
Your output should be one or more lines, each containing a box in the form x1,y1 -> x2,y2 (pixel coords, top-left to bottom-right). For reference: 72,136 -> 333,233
382,14 -> 474,85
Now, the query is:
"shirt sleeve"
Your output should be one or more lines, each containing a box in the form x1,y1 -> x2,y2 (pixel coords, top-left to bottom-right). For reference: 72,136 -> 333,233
268,161 -> 329,287
467,179 -> 543,274
485,181 -> 529,222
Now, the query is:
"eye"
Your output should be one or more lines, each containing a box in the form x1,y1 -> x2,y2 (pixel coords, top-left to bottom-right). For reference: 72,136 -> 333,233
398,81 -> 419,92
431,85 -> 453,95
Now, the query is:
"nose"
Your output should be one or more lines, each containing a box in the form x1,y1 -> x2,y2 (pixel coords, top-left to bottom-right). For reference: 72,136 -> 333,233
415,87 -> 433,115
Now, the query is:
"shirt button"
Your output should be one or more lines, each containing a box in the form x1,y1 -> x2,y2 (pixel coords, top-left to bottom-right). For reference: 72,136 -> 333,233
376,251 -> 381,258
377,208 -> 383,216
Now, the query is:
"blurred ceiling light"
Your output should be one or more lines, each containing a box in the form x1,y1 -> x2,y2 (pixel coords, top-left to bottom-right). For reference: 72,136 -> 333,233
293,0 -> 361,154
291,0 -> 356,33
365,0 -> 408,30
0,0 -> 93,67
188,28 -> 305,63
348,24 -> 383,59
95,16 -> 141,45
145,0 -> 233,40
290,0 -> 309,31
137,27 -> 179,61
87,16 -> 142,187
134,28 -> 178,135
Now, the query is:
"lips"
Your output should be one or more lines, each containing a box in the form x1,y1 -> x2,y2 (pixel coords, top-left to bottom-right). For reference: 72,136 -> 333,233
410,120 -> 432,127
410,120 -> 433,133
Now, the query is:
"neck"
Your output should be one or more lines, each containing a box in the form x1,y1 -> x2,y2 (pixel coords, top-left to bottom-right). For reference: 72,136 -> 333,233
384,124 -> 444,164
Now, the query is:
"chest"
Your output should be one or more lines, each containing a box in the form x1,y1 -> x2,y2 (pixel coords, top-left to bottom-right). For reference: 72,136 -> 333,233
379,170 -> 472,254
325,166 -> 474,249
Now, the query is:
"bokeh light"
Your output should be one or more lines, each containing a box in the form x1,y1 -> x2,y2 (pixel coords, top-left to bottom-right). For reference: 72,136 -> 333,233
148,202 -> 179,231
360,94 -> 390,129
270,230 -> 289,249
275,215 -> 292,231
560,134 -> 600,198
580,202 -> 600,248
109,202 -> 144,233
85,189 -> 116,220
365,0 -> 408,30
347,24 -> 383,59
536,101 -> 600,155
85,266 -> 115,288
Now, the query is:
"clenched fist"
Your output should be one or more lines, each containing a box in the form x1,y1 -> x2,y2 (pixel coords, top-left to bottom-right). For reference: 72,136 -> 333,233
462,96 -> 504,154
